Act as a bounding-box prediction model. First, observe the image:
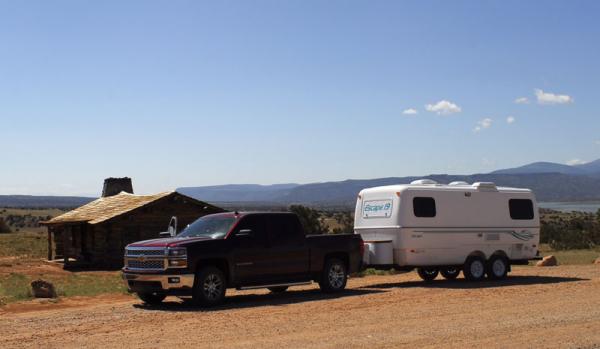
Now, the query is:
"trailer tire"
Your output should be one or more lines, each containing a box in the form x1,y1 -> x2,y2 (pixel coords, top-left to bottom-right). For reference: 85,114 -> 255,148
440,267 -> 460,280
417,268 -> 439,281
463,256 -> 486,281
268,286 -> 289,293
137,292 -> 166,305
319,258 -> 347,293
192,266 -> 226,307
487,255 -> 509,280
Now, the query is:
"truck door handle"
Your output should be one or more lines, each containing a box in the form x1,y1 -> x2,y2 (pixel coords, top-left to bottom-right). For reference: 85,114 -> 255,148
236,262 -> 254,267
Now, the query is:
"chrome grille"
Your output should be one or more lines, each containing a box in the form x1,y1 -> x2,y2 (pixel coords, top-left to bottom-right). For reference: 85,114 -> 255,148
127,259 -> 165,270
126,248 -> 165,256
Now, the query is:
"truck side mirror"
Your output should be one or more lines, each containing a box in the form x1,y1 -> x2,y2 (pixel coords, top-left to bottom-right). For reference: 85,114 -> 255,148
159,231 -> 171,237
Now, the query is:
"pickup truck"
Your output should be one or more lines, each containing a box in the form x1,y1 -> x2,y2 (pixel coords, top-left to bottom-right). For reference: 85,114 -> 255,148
122,212 -> 364,306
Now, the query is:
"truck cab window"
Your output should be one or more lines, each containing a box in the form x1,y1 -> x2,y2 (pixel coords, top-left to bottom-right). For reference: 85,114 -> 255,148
235,215 -> 268,246
509,199 -> 534,220
413,197 -> 436,217
268,215 -> 303,247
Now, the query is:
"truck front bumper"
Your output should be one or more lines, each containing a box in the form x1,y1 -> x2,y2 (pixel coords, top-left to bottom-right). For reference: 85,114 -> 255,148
122,272 -> 195,293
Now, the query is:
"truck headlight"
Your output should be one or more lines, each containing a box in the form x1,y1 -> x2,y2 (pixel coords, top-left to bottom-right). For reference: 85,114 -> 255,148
167,247 -> 187,257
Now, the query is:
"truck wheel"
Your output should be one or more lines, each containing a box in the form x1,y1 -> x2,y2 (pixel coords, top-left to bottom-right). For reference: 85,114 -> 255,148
417,267 -> 439,281
487,255 -> 508,280
268,286 -> 289,293
463,256 -> 486,281
137,292 -> 166,305
440,267 -> 460,280
319,258 -> 347,293
193,266 -> 226,306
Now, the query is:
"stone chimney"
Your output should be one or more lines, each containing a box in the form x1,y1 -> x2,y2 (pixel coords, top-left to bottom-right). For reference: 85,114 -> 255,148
102,177 -> 134,197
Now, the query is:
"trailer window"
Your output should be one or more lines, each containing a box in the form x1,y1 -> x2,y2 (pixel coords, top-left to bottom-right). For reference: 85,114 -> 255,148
509,199 -> 534,220
413,197 -> 436,217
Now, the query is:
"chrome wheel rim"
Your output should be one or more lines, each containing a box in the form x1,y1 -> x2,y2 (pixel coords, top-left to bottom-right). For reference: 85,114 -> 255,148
328,263 -> 345,289
203,273 -> 223,300
492,259 -> 506,277
470,260 -> 485,278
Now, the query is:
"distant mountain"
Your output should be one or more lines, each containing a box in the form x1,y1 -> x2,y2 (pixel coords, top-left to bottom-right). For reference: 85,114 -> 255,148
575,159 -> 600,174
177,172 -> 600,208
491,158 -> 600,175
177,184 -> 299,202
0,195 -> 95,208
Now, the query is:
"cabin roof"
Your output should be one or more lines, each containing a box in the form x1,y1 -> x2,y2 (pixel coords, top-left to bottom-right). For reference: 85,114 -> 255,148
42,191 -> 185,225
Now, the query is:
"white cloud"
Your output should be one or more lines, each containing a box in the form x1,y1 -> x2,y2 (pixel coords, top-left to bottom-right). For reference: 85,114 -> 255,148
566,159 -> 587,166
402,108 -> 418,115
514,97 -> 529,104
474,118 -> 493,132
506,116 -> 516,124
425,100 -> 461,115
535,89 -> 573,105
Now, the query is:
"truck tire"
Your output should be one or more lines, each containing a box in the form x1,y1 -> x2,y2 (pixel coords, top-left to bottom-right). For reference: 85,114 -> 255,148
319,258 -> 347,293
137,292 -> 166,305
487,255 -> 508,280
463,256 -> 486,281
440,267 -> 460,280
417,267 -> 439,281
268,286 -> 289,293
193,266 -> 226,306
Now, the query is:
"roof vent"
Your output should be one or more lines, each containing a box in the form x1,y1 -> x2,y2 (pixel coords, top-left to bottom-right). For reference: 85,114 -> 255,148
449,181 -> 470,186
410,179 -> 438,185
472,182 -> 497,191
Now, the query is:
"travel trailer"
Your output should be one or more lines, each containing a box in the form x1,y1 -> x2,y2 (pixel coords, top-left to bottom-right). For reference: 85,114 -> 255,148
354,180 -> 541,281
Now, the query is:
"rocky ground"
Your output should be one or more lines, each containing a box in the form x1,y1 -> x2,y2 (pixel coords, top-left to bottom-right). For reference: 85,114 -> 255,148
1,265 -> 599,348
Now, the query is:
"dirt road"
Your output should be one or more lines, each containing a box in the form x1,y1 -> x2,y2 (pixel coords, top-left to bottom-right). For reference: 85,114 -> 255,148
1,265 -> 599,348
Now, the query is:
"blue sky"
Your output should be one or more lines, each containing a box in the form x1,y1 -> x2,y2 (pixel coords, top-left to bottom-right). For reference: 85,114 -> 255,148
1,1 -> 599,196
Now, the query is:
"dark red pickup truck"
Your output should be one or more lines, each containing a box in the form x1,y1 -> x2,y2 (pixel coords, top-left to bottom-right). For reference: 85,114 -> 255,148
122,212 -> 363,306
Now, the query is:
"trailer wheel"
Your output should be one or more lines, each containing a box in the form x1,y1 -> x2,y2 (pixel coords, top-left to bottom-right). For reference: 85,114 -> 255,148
440,267 -> 460,280
137,292 -> 166,305
487,255 -> 508,280
417,268 -> 439,281
319,258 -> 347,293
268,286 -> 289,293
463,256 -> 486,281
192,266 -> 226,306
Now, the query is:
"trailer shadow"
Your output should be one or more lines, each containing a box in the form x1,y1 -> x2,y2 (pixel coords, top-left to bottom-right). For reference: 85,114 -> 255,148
133,287 -> 384,312
360,275 -> 589,290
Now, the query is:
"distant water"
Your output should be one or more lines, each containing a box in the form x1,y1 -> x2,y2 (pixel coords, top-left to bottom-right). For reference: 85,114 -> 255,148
539,201 -> 600,213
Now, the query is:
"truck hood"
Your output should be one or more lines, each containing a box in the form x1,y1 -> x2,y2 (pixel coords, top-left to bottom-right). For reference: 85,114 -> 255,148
128,236 -> 213,248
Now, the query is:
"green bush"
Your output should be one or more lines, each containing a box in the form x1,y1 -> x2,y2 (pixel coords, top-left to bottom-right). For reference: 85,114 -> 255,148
540,210 -> 600,250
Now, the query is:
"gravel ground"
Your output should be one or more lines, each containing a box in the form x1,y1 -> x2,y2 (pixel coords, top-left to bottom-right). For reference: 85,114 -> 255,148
1,265 -> 599,349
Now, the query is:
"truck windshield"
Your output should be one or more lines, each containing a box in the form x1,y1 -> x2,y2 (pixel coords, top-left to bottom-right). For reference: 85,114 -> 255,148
177,215 -> 236,239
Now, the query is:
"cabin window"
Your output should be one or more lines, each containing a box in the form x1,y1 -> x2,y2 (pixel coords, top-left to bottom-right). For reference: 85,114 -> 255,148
413,197 -> 436,217
509,199 -> 534,220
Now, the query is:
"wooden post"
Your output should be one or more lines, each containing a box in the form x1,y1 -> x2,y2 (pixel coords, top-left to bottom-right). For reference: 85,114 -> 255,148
63,226 -> 70,266
47,228 -> 52,260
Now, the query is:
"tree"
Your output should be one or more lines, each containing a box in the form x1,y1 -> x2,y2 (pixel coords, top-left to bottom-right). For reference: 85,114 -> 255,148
0,218 -> 11,234
289,205 -> 329,234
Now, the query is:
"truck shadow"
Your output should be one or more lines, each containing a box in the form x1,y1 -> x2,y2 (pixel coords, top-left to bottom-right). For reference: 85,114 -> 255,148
360,275 -> 588,290
133,288 -> 384,312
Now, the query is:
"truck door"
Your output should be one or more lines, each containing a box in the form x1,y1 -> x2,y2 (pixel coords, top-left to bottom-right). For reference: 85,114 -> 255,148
265,215 -> 310,282
231,215 -> 271,285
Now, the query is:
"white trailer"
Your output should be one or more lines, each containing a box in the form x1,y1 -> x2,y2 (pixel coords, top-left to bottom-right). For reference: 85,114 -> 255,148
354,180 -> 541,281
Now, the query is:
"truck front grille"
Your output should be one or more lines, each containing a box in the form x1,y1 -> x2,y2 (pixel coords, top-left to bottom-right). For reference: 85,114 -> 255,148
126,259 -> 165,270
125,248 -> 167,270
